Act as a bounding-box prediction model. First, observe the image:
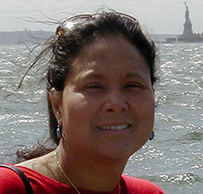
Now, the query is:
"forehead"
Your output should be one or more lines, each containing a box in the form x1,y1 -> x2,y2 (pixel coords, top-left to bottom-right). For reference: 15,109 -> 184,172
73,36 -> 147,68
67,36 -> 150,82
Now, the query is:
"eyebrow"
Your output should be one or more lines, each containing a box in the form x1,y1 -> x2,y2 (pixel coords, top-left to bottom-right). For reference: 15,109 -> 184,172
125,72 -> 141,77
79,72 -> 104,79
73,72 -> 104,85
74,69 -> 149,84
124,72 -> 148,80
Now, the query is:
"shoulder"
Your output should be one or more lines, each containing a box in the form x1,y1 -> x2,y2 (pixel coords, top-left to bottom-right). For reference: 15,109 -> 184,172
0,163 -> 58,194
121,175 -> 165,194
0,165 -> 26,194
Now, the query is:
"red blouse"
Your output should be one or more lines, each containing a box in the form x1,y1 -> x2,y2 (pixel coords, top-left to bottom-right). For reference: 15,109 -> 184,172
0,165 -> 165,194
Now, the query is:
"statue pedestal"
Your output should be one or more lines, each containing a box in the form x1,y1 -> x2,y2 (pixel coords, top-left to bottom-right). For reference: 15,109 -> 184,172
183,22 -> 193,35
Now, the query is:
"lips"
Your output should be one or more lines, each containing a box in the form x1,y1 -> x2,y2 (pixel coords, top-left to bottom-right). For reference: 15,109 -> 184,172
97,124 -> 131,130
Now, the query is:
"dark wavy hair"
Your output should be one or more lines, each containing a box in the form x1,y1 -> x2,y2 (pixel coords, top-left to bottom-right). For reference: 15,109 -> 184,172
16,10 -> 157,162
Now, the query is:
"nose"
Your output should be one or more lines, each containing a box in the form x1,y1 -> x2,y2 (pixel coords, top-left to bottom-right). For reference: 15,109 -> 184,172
102,88 -> 129,113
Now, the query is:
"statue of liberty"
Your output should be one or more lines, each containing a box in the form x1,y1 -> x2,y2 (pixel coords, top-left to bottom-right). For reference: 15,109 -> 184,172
183,2 -> 193,35
185,2 -> 191,23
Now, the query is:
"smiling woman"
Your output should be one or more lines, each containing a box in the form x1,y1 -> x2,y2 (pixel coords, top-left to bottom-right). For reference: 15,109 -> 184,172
0,10 -> 165,194
55,36 -> 155,161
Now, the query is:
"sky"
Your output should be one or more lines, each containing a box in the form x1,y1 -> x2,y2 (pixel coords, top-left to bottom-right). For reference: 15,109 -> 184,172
1,0 -> 203,34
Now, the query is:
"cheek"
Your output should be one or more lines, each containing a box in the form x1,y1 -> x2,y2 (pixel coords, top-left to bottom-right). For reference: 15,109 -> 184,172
62,93 -> 85,122
139,95 -> 155,134
61,93 -> 99,152
130,93 -> 155,118
143,97 -> 155,118
131,94 -> 155,139
61,92 -> 99,130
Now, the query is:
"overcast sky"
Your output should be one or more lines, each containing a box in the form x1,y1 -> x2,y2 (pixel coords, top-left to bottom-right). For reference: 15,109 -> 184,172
1,0 -> 203,34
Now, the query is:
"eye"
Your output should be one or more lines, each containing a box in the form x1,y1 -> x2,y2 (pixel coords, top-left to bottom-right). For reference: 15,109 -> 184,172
124,82 -> 144,90
85,83 -> 104,90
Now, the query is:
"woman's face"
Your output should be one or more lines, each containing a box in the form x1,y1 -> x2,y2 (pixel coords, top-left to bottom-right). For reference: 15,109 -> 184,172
53,36 -> 155,160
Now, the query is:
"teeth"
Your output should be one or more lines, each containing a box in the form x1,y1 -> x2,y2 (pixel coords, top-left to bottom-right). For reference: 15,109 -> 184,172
99,125 -> 129,130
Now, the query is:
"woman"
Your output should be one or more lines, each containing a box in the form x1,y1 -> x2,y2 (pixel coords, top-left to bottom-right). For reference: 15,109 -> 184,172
0,11 -> 165,194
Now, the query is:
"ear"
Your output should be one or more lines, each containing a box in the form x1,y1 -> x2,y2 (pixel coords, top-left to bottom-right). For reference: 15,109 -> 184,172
49,88 -> 63,126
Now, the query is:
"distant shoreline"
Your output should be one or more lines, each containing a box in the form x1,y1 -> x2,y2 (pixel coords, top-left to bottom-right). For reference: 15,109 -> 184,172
0,30 -> 182,45
0,30 -> 54,45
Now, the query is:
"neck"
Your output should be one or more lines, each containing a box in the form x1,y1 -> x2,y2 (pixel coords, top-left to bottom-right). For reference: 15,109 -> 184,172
55,144 -> 128,192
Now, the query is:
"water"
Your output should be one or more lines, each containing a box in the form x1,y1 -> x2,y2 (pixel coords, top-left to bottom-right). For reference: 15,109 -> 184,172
0,43 -> 203,193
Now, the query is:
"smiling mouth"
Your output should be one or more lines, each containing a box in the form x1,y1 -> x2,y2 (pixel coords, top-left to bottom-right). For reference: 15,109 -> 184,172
97,124 -> 132,131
